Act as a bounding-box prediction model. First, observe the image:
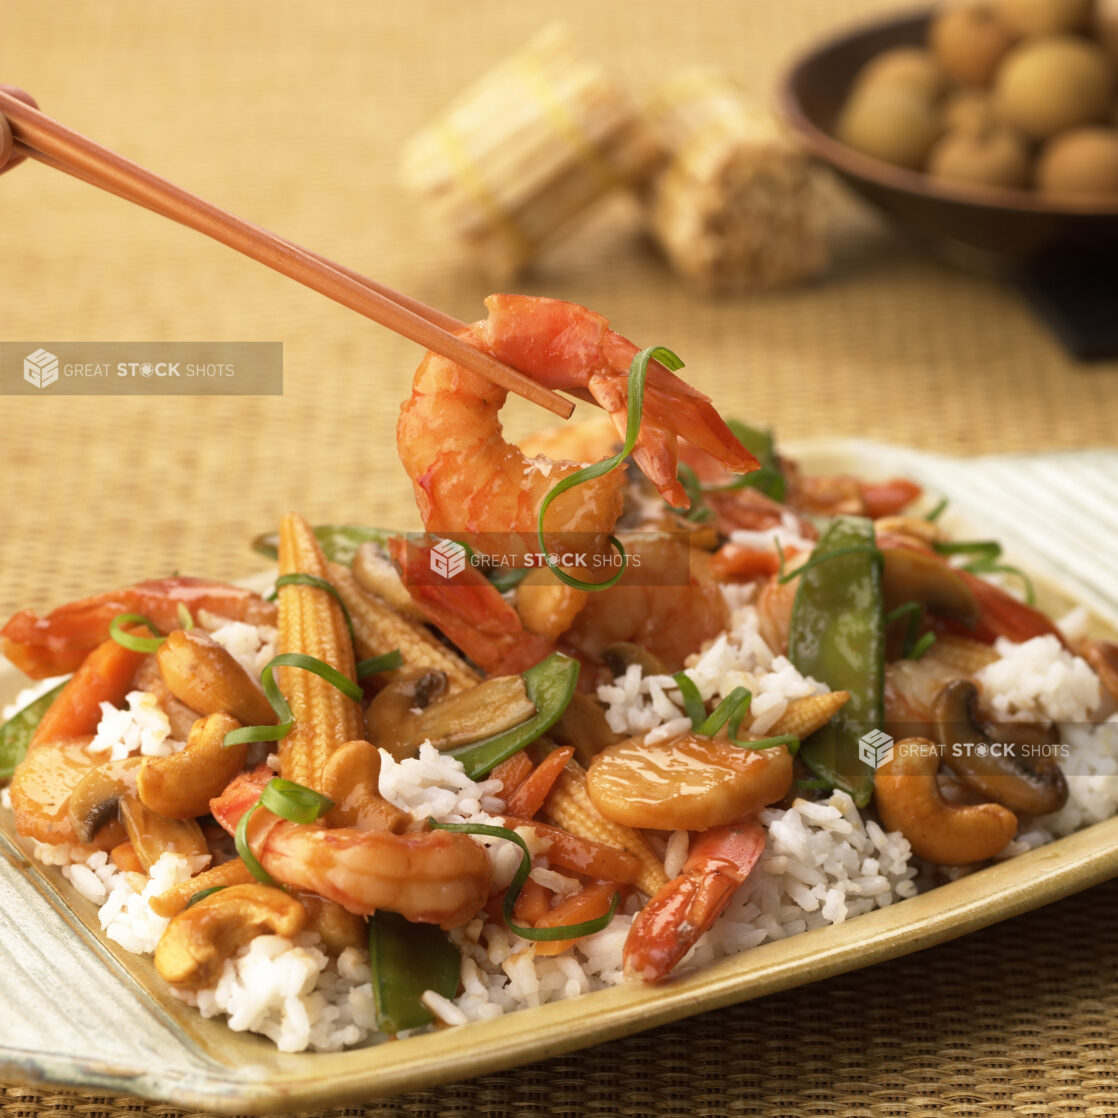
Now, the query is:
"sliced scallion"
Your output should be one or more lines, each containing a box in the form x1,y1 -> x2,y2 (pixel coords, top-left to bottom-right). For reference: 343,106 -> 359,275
235,805 -> 273,884
924,497 -> 949,523
708,421 -> 785,502
672,671 -> 707,728
697,686 -> 752,738
962,558 -> 1037,606
270,573 -> 354,641
186,886 -> 226,908
235,777 -> 334,886
675,463 -> 715,523
933,539 -> 1001,563
108,612 -> 165,653
260,777 -> 334,824
356,650 -> 404,678
535,345 -> 684,592
222,652 -> 362,748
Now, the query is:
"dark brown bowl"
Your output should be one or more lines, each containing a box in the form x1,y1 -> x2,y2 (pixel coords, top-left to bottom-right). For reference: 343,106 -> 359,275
779,9 -> 1118,275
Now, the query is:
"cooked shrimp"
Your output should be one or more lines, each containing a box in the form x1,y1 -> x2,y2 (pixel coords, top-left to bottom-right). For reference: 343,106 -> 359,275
210,767 -> 490,929
560,536 -> 728,672
623,821 -> 766,981
2,577 -> 277,678
397,294 -> 755,563
395,532 -> 727,676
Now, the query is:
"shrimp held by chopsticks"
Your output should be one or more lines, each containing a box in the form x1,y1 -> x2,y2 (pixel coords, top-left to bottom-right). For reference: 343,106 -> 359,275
397,294 -> 757,560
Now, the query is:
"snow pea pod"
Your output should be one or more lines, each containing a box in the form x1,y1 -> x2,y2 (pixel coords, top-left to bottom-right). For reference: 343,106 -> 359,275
450,652 -> 579,780
252,524 -> 393,566
368,910 -> 460,1035
0,681 -> 67,780
787,516 -> 884,808
723,420 -> 785,501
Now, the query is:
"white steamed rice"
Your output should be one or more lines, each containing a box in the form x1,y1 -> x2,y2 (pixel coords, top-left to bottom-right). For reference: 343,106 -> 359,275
7,600 -> 1118,1053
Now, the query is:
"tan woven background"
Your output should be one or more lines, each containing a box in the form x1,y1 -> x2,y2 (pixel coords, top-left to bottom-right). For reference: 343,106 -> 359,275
1,0 -> 1116,1114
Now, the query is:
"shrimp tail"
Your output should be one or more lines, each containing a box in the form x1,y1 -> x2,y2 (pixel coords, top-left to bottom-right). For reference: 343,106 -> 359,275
388,537 -> 555,676
2,578 -> 277,678
476,294 -> 759,509
623,821 -> 766,982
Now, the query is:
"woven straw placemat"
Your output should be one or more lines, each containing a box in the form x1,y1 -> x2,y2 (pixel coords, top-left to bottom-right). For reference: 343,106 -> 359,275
1,1 -> 1116,1114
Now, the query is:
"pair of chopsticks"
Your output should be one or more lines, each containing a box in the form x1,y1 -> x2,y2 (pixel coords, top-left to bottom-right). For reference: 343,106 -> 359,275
0,86 -> 573,420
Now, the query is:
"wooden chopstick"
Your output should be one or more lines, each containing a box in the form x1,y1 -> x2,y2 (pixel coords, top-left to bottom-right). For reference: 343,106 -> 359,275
0,91 -> 572,419
19,142 -> 470,337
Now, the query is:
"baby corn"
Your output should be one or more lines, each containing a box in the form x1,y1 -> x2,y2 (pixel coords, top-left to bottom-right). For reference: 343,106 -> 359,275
328,560 -> 480,693
543,758 -> 669,898
764,690 -> 851,740
277,514 -> 363,791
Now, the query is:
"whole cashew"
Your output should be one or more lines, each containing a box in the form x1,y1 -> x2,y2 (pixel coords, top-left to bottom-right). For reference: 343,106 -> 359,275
137,712 -> 247,819
154,883 -> 305,989
874,737 -> 1017,865
156,629 -> 275,727
321,740 -> 409,833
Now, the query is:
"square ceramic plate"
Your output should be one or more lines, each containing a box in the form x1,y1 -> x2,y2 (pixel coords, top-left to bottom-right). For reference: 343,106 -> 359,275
2,441 -> 1116,1113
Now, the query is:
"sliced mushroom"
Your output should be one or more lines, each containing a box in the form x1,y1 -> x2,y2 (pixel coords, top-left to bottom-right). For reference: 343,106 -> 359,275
67,757 -> 141,844
10,736 -> 126,847
351,542 -> 427,620
118,796 -> 209,872
366,671 -> 536,761
67,754 -> 209,866
601,642 -> 667,679
881,547 -> 980,626
154,883 -> 306,989
156,629 -> 276,727
136,712 -> 247,819
932,679 -> 1068,816
1081,638 -> 1118,704
550,692 -> 624,767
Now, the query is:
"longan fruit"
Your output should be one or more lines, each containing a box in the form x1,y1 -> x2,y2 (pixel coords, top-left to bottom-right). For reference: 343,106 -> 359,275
927,124 -> 1031,188
853,47 -> 947,102
931,2 -> 1016,87
994,35 -> 1113,139
1094,0 -> 1118,61
997,0 -> 1092,36
836,85 -> 942,169
943,89 -> 999,133
1036,125 -> 1118,196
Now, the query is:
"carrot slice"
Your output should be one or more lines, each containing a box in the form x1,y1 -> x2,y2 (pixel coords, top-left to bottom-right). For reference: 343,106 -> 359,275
30,635 -> 146,748
489,752 -> 534,801
534,880 -> 623,956
110,841 -> 144,874
512,876 -> 552,926
505,746 -> 575,818
503,815 -> 640,885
